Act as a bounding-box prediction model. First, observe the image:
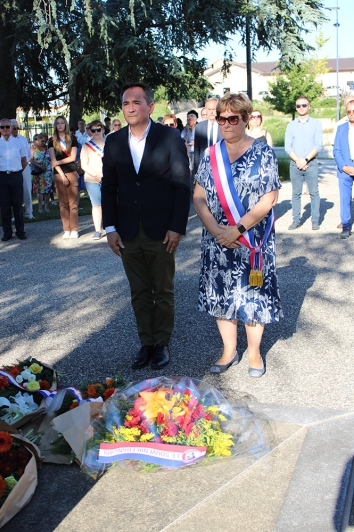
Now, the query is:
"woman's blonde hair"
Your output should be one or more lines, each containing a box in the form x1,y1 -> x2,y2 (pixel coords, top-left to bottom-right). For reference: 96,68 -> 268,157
53,116 -> 72,153
217,93 -> 253,123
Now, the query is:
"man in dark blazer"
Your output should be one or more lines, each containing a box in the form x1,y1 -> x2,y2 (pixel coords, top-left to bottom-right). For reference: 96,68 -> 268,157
193,98 -> 222,174
102,82 -> 190,370
333,98 -> 354,239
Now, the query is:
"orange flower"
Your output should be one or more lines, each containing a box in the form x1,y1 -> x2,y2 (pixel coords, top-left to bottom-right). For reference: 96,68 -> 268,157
0,476 -> 6,498
103,388 -> 115,401
9,366 -> 21,377
0,432 -> 13,453
106,378 -> 113,387
69,400 -> 79,410
87,384 -> 98,399
0,376 -> 9,389
39,380 -> 50,390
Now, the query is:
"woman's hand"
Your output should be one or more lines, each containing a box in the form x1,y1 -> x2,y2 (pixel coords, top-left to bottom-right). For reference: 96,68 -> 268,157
216,225 -> 241,248
61,174 -> 69,187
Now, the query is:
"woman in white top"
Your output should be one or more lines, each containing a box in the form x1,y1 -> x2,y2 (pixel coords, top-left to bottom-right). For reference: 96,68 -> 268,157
80,120 -> 105,240
248,110 -> 273,147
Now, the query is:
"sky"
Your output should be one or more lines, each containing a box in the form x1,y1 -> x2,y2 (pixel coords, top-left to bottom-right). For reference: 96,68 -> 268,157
200,0 -> 350,66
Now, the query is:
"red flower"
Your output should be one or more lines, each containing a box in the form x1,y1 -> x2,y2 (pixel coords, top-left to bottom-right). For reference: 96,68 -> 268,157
183,390 -> 191,396
134,397 -> 146,409
39,380 -> 50,390
69,401 -> 79,410
185,423 -> 195,436
103,388 -> 115,401
87,384 -> 98,399
0,432 -> 13,453
156,412 -> 165,424
165,422 -> 178,437
0,376 -> 9,389
9,366 -> 21,377
206,414 -> 213,421
124,416 -> 141,428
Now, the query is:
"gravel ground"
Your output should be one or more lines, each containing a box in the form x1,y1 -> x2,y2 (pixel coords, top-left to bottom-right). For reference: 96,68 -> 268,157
1,159 -> 353,531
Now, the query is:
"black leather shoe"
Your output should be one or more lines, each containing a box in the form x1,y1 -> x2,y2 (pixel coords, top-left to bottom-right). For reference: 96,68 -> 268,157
16,233 -> 27,240
340,228 -> 351,239
132,345 -> 154,370
151,344 -> 170,370
1,235 -> 12,242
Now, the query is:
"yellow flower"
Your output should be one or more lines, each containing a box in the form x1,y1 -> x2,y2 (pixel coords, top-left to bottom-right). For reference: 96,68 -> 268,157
29,363 -> 43,374
207,406 -> 219,414
140,433 -> 154,442
25,380 -> 40,391
218,414 -> 227,421
139,390 -> 176,420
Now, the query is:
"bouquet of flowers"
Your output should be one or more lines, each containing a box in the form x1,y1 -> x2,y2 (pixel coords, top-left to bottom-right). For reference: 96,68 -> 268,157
0,426 -> 42,527
81,376 -> 271,478
0,375 -> 45,428
79,374 -> 125,403
0,357 -> 58,392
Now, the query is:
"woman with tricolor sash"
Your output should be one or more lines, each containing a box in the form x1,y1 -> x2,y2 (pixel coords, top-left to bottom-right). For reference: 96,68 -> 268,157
193,93 -> 283,377
80,120 -> 105,240
48,116 -> 79,239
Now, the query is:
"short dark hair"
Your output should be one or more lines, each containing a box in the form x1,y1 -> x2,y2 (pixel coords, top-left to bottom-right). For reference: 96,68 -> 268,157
120,82 -> 154,105
296,95 -> 310,105
187,109 -> 199,119
104,116 -> 111,122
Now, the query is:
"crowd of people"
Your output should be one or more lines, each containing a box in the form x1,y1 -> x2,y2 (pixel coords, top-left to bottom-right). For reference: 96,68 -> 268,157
1,85 -> 353,377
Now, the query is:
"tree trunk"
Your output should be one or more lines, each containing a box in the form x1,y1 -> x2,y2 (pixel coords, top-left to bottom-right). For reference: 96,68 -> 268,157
68,60 -> 88,129
246,19 -> 252,101
0,22 -> 18,118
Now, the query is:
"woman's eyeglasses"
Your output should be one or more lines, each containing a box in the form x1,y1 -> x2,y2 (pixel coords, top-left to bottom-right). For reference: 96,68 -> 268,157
164,123 -> 175,127
90,128 -> 102,133
250,114 -> 261,119
216,115 -> 241,126
0,125 -> 11,129
296,104 -> 309,108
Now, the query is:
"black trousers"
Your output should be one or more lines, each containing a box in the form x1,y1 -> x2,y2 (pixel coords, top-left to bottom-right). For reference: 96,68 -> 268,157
0,171 -> 25,237
121,221 -> 176,346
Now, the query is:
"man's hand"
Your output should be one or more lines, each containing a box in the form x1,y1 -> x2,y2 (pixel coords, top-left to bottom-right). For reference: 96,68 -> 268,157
163,231 -> 182,253
343,165 -> 354,176
216,225 -> 241,248
296,158 -> 308,170
107,231 -> 125,257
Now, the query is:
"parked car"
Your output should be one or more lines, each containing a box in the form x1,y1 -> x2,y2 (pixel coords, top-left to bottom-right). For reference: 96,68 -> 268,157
323,86 -> 342,98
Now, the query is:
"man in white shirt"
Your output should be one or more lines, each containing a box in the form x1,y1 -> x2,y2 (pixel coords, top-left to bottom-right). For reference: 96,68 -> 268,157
75,119 -> 90,145
10,120 -> 32,219
0,118 -> 27,240
193,98 -> 222,174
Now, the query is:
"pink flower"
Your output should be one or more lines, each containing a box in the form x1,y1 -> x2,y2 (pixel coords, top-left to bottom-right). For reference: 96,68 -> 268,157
185,423 -> 195,436
188,397 -> 198,409
156,412 -> 165,424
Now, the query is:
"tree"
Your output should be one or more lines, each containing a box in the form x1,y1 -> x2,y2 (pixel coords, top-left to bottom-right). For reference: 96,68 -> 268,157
265,32 -> 329,118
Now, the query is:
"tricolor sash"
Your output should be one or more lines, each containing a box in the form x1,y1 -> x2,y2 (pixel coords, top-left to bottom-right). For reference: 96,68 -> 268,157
59,138 -> 70,156
84,140 -> 104,157
209,140 -> 275,287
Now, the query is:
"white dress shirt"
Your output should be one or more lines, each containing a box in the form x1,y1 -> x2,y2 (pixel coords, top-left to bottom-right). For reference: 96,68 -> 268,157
207,120 -> 218,146
0,136 -> 26,172
13,134 -> 31,162
349,125 -> 354,161
76,130 -> 90,145
105,120 -> 151,234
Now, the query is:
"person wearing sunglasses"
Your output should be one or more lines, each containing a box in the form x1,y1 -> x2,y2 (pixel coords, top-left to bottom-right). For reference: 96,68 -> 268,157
333,99 -> 354,239
0,118 -> 28,241
285,96 -> 323,230
80,120 -> 105,240
162,114 -> 177,128
48,116 -> 80,238
248,110 -> 273,147
109,119 -> 122,133
193,92 -> 282,378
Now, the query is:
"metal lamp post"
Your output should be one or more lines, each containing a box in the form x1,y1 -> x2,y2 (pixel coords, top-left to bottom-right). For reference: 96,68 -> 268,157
330,1 -> 340,121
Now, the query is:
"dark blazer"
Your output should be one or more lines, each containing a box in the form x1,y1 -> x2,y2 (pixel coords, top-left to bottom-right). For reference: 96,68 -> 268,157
334,122 -> 353,178
193,120 -> 222,174
102,120 -> 190,241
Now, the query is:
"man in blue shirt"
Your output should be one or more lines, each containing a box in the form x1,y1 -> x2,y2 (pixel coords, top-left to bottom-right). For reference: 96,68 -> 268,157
285,96 -> 323,230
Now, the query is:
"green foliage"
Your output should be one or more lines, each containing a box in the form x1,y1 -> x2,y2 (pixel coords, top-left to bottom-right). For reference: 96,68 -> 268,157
263,118 -> 289,147
277,159 -> 290,182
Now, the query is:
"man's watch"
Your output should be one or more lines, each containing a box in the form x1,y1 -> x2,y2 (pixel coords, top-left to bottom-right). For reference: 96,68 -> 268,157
305,157 -> 309,163
237,223 -> 246,234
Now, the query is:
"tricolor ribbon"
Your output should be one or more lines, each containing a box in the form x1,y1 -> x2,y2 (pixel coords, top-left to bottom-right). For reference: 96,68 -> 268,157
84,140 -> 104,157
59,138 -> 70,156
209,140 -> 275,286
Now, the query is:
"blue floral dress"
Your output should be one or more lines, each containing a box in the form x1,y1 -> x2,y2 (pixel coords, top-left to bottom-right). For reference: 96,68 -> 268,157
196,139 -> 283,325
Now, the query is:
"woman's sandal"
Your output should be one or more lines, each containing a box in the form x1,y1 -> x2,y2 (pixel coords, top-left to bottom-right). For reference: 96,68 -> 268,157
210,351 -> 239,374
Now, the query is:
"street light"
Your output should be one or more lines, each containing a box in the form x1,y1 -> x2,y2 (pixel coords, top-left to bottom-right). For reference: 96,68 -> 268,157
329,1 -> 340,121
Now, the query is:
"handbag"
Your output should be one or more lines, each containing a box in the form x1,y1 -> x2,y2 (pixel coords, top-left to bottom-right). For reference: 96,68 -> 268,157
31,166 -> 42,176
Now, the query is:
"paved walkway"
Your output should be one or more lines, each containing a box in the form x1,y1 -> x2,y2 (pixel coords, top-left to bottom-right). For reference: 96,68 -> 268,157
1,160 -> 354,531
